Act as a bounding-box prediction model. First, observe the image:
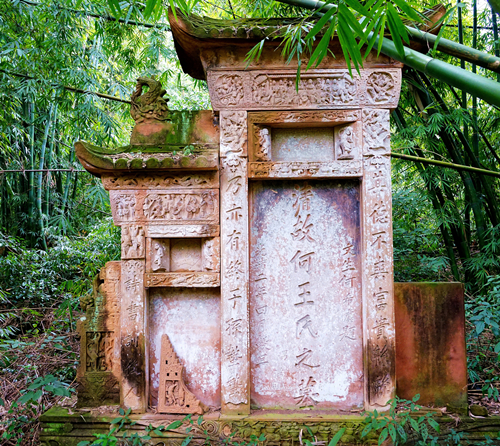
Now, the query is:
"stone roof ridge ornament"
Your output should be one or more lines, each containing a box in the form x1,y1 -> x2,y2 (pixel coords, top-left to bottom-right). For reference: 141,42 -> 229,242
130,77 -> 171,146
130,76 -> 169,123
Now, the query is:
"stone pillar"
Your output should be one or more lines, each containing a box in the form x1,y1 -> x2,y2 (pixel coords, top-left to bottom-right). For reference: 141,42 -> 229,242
220,111 -> 251,414
361,109 -> 395,410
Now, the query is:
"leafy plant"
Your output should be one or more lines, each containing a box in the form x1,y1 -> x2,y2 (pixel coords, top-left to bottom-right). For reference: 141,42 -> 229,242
1,374 -> 74,445
362,395 -> 440,446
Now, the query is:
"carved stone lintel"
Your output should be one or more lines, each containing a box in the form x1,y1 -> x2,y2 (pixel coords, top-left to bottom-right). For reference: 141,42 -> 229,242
208,69 -> 401,110
145,272 -> 220,287
102,172 -> 219,190
145,224 -> 219,238
157,334 -> 207,414
248,161 -> 362,179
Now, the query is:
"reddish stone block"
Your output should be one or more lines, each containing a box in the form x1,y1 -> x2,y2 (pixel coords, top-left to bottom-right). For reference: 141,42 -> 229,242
395,282 -> 467,409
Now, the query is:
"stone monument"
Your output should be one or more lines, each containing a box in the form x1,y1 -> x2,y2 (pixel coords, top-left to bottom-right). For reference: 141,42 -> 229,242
39,10 -> 468,446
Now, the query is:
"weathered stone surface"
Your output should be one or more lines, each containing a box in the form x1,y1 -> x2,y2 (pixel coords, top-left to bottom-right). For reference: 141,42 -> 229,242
149,288 -> 221,409
207,69 -> 401,111
76,262 -> 121,407
249,180 -> 363,411
395,282 -> 467,409
109,189 -> 219,225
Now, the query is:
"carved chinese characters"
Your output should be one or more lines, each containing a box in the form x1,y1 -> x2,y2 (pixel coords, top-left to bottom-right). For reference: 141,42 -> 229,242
120,260 -> 146,411
207,70 -> 401,110
220,111 -> 250,413
250,180 -> 363,410
361,110 -> 395,409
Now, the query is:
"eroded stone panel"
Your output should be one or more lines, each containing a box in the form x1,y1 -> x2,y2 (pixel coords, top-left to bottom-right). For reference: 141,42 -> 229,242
249,180 -> 363,410
149,288 -> 221,409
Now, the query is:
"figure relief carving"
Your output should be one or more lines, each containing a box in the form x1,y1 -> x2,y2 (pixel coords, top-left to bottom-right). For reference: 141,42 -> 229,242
157,334 -> 207,414
121,226 -> 145,259
103,173 -> 218,190
86,331 -> 114,372
366,72 -> 395,104
255,126 -> 271,161
214,74 -> 244,106
116,194 -> 136,220
251,72 -> 357,107
151,239 -> 169,272
363,110 -> 390,153
221,111 -> 246,156
336,125 -> 355,160
142,191 -> 217,221
202,237 -> 220,272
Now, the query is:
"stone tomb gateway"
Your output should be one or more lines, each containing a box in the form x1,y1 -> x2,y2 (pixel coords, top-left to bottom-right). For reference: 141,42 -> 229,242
40,11 -> 468,446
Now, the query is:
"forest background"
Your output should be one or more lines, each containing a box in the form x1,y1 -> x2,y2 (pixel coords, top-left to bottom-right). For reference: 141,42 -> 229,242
1,0 -> 500,443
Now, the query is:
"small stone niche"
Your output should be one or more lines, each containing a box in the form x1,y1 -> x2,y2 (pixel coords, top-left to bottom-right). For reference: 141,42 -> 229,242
148,237 -> 220,273
251,122 -> 359,163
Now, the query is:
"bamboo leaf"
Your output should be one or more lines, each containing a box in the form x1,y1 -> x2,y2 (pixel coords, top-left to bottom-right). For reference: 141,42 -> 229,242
305,6 -> 336,39
386,7 -> 406,57
307,21 -> 335,70
392,0 -> 422,22
144,0 -> 157,19
343,0 -> 370,16
388,4 -> 410,44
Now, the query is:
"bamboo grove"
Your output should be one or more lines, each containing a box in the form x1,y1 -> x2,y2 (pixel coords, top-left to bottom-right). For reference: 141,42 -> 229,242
2,0 -> 500,289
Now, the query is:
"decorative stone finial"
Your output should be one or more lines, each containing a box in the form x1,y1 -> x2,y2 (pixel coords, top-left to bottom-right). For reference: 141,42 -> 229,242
130,77 -> 171,145
131,77 -> 169,123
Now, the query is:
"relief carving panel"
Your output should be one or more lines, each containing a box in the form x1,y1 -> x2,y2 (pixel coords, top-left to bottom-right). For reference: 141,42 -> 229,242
248,161 -> 362,179
110,189 -> 219,225
207,70 -> 401,110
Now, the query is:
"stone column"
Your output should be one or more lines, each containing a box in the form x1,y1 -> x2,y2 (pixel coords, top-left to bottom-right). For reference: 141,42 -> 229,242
219,111 -> 251,414
120,223 -> 147,411
361,109 -> 395,410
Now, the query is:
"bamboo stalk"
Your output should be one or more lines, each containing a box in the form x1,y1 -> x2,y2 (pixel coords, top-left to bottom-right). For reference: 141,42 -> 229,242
36,104 -> 55,250
44,106 -> 58,218
390,152 -> 500,178
492,7 -> 500,82
392,109 -> 461,281
406,27 -> 500,74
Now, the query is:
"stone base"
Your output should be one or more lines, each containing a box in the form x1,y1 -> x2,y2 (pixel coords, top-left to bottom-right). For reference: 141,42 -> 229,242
39,407 -> 500,445
40,407 -> 377,445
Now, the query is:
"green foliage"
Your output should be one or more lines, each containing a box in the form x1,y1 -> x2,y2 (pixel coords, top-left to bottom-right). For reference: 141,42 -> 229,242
0,220 -> 120,306
1,374 -> 74,445
362,395 -> 441,446
466,276 -> 500,396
